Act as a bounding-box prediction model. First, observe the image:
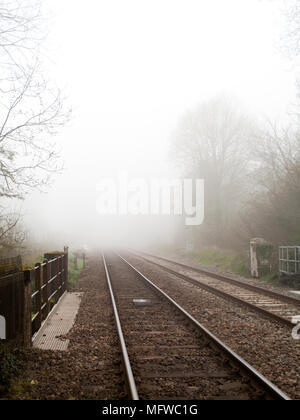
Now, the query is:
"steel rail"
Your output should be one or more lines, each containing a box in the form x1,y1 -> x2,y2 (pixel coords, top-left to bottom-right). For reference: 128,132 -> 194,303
129,251 -> 293,327
116,251 -> 291,400
102,252 -> 139,400
131,250 -> 300,306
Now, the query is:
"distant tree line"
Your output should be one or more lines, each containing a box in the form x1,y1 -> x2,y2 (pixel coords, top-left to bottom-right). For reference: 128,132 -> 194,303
170,1 -> 300,251
170,97 -> 300,250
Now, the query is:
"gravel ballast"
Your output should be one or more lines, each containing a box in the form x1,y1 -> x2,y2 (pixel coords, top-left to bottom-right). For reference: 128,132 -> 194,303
9,252 -> 300,400
11,254 -> 124,400
123,252 -> 300,400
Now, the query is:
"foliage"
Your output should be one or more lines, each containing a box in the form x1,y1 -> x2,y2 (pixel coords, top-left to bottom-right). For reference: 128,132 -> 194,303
68,253 -> 84,285
193,246 -> 249,276
256,244 -> 274,260
261,272 -> 300,290
0,344 -> 22,389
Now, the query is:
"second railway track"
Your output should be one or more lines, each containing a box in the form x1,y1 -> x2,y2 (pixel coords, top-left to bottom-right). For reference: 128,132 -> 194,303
102,251 -> 290,400
129,250 -> 300,327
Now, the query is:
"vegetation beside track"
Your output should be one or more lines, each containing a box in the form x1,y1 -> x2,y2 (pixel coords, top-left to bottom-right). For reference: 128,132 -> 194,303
150,245 -> 300,290
190,247 -> 300,289
194,247 -> 249,276
22,250 -> 85,286
0,342 -> 23,397
261,272 -> 300,289
22,254 -> 44,270
68,253 -> 84,286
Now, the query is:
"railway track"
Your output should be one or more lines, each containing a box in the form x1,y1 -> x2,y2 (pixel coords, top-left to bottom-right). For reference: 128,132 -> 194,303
102,251 -> 290,400
129,250 -> 300,327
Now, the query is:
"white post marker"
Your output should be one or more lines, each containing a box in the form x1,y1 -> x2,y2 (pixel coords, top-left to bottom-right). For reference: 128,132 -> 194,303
0,315 -> 6,339
250,239 -> 259,278
291,315 -> 300,340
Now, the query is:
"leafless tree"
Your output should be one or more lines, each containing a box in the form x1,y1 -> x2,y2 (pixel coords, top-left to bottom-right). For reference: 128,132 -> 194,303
0,209 -> 25,256
0,0 -> 70,199
170,96 -> 256,248
242,119 -> 300,244
0,1 -> 70,249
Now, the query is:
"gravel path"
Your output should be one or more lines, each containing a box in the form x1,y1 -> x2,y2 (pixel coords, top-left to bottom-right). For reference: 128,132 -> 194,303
123,252 -> 300,400
11,254 -> 125,400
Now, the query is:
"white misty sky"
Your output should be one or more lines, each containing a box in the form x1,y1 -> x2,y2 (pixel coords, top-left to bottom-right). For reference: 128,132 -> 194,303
22,0 -> 298,247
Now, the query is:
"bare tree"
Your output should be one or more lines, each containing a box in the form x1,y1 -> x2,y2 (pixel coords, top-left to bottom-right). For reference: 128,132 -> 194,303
242,119 -> 300,244
0,0 -> 70,200
170,96 -> 255,248
0,1 -> 70,250
0,209 -> 25,256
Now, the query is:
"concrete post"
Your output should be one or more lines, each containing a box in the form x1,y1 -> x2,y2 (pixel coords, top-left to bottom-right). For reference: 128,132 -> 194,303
250,239 -> 259,278
250,238 -> 270,278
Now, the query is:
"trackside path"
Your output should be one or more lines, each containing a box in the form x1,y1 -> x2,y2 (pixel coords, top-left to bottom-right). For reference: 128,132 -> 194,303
11,254 -> 124,400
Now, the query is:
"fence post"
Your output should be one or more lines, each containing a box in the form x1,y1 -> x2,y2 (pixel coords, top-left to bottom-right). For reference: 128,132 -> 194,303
34,263 -> 42,332
58,257 -> 62,298
64,247 -> 69,290
43,259 -> 50,317
23,270 -> 32,347
11,273 -> 16,338
83,252 -> 86,269
55,257 -> 59,303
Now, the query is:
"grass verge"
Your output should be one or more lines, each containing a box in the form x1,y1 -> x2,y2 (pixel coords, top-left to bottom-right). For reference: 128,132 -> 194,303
193,246 -> 249,276
68,253 -> 84,286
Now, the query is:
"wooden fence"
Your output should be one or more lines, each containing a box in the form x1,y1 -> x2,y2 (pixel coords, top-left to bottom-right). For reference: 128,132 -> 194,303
0,249 -> 69,347
0,255 -> 22,276
0,271 -> 24,344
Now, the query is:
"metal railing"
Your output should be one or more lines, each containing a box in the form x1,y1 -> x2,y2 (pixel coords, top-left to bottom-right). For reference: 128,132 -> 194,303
279,246 -> 300,275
